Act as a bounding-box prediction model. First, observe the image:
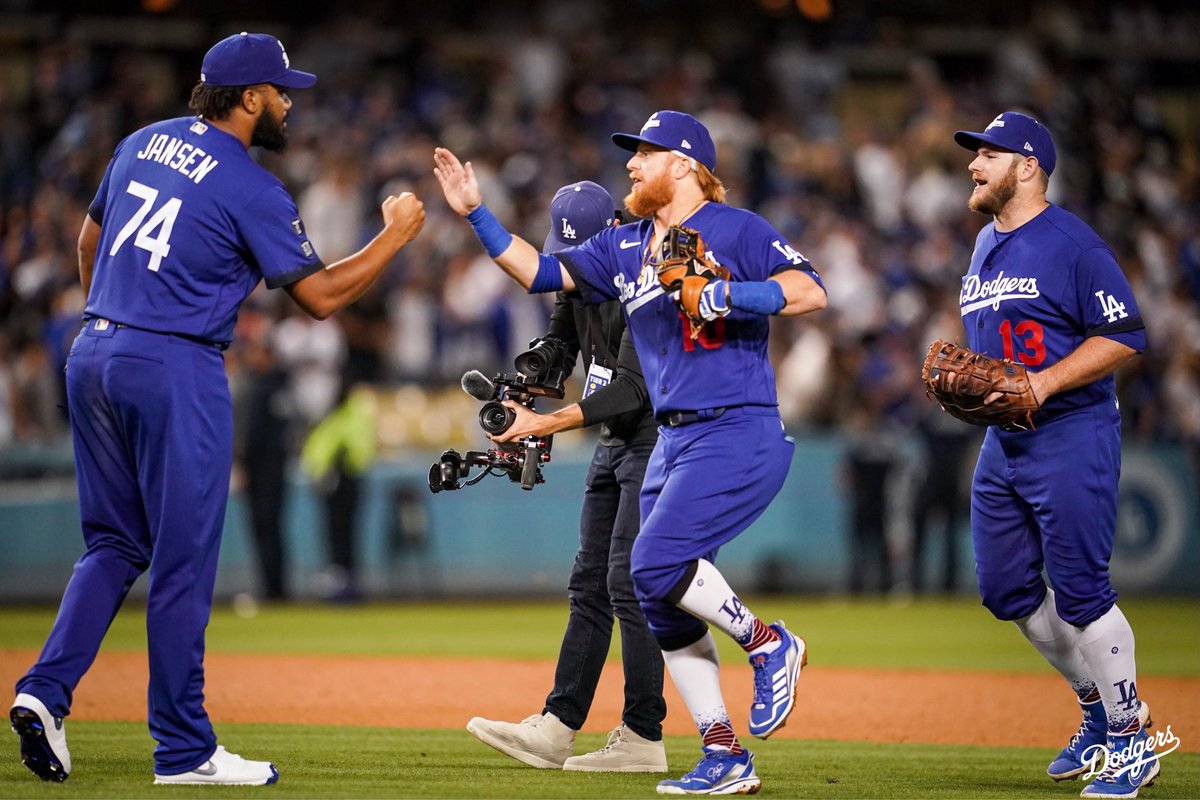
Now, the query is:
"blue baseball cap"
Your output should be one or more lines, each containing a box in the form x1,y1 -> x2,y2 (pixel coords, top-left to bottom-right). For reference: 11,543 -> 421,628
612,110 -> 717,172
200,32 -> 317,89
954,111 -> 1056,176
543,181 -> 615,254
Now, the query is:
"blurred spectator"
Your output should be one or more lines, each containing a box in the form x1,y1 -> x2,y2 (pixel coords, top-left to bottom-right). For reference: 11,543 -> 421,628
0,2 -> 1195,517
231,301 -> 295,602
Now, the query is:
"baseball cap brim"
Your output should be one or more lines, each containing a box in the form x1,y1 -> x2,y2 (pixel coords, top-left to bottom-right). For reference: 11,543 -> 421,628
954,130 -> 1016,154
543,230 -> 570,255
270,68 -> 317,89
612,132 -> 663,153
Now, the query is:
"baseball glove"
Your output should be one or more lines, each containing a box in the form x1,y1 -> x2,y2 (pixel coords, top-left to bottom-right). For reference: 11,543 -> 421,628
921,339 -> 1040,431
654,225 -> 731,338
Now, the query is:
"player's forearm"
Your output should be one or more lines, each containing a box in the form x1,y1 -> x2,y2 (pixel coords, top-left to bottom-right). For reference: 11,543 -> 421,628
465,202 -> 574,292
77,215 -> 100,297
294,232 -> 404,319
1030,336 -> 1137,401
492,235 -> 545,291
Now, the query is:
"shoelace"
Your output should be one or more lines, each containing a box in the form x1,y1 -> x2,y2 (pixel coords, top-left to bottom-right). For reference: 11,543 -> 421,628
595,727 -> 627,754
1066,721 -> 1090,751
751,654 -> 771,700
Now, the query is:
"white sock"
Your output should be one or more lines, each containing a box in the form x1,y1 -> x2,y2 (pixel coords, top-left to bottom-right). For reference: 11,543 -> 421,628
1014,588 -> 1098,701
677,559 -> 779,653
1077,604 -> 1142,734
661,631 -> 741,752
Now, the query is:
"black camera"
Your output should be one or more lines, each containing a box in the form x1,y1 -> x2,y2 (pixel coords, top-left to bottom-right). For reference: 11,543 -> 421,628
428,337 -> 570,492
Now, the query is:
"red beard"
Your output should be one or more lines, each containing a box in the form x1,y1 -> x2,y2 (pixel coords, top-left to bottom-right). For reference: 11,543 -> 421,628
624,170 -> 674,218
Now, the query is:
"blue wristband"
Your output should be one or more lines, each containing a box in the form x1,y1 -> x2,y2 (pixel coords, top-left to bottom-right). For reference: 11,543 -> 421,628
728,280 -> 786,315
466,203 -> 513,258
529,253 -> 564,294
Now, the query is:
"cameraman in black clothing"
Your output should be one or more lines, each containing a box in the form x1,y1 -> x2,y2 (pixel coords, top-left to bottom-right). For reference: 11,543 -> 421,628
465,182 -> 667,773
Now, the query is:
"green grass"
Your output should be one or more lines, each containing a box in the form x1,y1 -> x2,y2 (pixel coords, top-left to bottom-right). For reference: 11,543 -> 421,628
0,722 -> 1195,799
3,596 -> 1197,675
1,598 -> 1197,797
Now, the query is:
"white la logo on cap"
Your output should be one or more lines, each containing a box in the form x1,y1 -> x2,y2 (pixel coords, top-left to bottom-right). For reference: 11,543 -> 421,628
561,218 -> 576,239
277,39 -> 290,68
985,115 -> 1006,130
642,113 -> 661,133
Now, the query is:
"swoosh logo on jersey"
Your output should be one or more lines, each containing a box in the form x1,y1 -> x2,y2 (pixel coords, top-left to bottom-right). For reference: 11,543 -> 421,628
619,239 -> 640,249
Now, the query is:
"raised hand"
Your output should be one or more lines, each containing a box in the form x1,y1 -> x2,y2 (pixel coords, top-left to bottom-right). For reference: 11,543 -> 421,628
433,147 -> 482,217
380,192 -> 425,247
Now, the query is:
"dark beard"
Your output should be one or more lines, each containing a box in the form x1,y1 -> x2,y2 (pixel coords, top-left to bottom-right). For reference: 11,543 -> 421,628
251,109 -> 288,153
968,161 -> 1018,216
624,170 -> 674,218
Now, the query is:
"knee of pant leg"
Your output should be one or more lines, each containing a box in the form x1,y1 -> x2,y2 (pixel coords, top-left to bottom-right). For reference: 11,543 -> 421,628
630,561 -> 687,605
979,580 -> 1045,622
639,597 -> 707,647
1053,591 -> 1115,628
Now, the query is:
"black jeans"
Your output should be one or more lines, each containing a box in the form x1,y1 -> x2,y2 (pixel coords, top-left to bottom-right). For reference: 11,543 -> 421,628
544,438 -> 666,741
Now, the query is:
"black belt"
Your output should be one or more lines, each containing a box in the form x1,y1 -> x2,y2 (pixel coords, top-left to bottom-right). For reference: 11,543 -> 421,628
657,407 -> 727,427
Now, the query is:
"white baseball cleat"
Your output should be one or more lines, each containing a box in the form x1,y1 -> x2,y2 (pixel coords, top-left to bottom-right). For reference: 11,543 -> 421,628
153,745 -> 279,785
10,693 -> 71,782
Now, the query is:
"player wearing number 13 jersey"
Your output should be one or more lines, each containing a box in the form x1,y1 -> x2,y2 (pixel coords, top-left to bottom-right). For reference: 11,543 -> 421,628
954,112 -> 1158,798
11,33 -> 424,786
435,110 -> 826,795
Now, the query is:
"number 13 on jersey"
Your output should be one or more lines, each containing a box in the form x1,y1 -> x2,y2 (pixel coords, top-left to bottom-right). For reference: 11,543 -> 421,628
109,180 -> 182,273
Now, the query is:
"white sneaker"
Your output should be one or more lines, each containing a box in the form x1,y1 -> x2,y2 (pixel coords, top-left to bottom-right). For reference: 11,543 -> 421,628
10,693 -> 71,782
466,712 -> 575,769
563,724 -> 668,773
153,746 -> 279,785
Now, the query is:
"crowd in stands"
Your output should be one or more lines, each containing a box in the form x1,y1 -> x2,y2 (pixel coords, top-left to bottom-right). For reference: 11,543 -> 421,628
2,2 -> 1197,461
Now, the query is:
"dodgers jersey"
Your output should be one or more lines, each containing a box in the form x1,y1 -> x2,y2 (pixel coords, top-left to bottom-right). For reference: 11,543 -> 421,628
86,117 -> 323,345
961,204 -> 1145,418
557,202 -> 820,416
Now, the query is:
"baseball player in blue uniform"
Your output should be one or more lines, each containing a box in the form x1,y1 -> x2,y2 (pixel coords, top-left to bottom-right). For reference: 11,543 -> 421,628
467,181 -> 668,773
9,32 -> 425,785
435,110 -> 827,795
953,111 -> 1156,798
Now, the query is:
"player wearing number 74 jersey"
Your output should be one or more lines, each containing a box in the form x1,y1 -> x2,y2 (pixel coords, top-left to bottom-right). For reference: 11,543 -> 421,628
10,33 -> 423,786
436,110 -> 826,795
953,111 -> 1157,799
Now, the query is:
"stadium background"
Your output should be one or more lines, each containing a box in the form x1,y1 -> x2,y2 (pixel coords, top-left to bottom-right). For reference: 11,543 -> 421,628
0,2 -> 1197,797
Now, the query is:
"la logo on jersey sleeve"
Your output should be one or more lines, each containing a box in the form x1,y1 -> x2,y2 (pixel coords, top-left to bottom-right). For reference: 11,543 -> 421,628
1095,290 -> 1129,323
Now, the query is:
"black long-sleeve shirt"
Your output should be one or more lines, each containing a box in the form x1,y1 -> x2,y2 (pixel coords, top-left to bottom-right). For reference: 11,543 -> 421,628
547,293 -> 658,447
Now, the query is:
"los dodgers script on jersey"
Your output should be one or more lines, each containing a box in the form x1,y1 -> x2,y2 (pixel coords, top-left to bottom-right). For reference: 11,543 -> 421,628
961,204 -> 1145,419
87,117 -> 323,344
557,203 -> 820,417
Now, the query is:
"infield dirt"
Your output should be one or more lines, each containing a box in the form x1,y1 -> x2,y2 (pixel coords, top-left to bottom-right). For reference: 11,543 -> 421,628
1,650 -> 1196,752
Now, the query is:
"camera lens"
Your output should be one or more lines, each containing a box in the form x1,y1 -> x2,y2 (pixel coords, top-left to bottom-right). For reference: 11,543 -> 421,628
514,338 -> 559,377
479,401 -> 515,435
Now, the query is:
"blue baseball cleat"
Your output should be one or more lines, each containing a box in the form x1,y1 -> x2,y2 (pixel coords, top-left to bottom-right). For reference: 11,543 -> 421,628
656,747 -> 760,795
747,621 -> 806,739
1050,701 -> 1151,781
10,693 -> 71,783
1080,727 -> 1160,799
